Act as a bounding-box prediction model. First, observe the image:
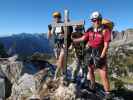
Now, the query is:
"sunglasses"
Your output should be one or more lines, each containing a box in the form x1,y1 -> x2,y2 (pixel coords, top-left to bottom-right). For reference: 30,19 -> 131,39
91,19 -> 100,23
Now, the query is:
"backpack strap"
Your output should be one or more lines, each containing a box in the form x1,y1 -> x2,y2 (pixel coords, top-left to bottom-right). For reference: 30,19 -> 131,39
86,26 -> 93,32
86,25 -> 107,40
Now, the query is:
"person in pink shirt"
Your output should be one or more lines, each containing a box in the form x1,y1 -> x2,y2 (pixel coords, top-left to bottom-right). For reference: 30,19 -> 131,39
72,11 -> 111,99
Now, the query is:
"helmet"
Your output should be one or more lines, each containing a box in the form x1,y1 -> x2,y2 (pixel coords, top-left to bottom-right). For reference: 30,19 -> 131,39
90,11 -> 102,20
52,12 -> 61,18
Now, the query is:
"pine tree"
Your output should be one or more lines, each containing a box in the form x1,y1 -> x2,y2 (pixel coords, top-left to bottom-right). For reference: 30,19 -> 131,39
0,42 -> 8,58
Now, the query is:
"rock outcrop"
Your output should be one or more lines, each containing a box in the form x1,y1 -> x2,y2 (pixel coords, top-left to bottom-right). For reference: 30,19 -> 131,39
113,28 -> 133,41
0,55 -> 23,98
108,28 -> 133,91
9,68 -> 48,100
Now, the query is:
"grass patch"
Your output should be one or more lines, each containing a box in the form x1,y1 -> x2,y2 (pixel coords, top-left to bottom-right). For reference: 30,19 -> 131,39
94,71 -> 133,90
119,77 -> 133,84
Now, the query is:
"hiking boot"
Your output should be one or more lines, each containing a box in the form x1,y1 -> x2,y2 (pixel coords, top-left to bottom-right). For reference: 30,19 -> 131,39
103,92 -> 113,100
89,80 -> 96,92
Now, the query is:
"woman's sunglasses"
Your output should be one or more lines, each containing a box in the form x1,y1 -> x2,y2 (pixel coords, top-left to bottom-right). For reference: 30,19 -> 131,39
91,18 -> 100,23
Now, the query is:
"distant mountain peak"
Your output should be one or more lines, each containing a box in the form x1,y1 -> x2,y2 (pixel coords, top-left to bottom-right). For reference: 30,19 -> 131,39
0,33 -> 53,57
112,28 -> 133,41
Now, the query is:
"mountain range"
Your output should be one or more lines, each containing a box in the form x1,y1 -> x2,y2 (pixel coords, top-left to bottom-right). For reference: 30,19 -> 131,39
0,28 -> 133,58
0,33 -> 53,57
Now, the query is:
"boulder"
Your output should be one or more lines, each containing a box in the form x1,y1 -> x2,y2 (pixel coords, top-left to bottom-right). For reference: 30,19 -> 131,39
0,55 -> 23,98
0,55 -> 23,84
9,68 -> 48,100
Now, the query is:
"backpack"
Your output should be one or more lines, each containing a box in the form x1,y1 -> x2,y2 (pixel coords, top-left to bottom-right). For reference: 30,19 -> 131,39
102,19 -> 114,31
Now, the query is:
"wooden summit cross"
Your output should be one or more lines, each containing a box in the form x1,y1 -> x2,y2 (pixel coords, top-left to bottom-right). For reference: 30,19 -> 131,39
52,9 -> 84,74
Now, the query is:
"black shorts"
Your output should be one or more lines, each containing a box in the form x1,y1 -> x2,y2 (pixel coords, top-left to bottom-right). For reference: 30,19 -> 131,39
84,47 -> 107,68
54,35 -> 72,48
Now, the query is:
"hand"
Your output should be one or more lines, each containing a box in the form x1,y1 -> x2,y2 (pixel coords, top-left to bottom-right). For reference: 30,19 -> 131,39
71,35 -> 75,42
94,56 -> 102,68
100,54 -> 105,59
68,44 -> 73,50
48,24 -> 52,31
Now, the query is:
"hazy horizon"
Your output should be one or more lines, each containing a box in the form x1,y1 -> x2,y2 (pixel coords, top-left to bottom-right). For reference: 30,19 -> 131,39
0,27 -> 133,37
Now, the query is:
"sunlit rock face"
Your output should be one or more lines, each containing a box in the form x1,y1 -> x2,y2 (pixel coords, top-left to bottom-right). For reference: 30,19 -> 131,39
108,28 -> 133,78
0,55 -> 23,84
0,55 -> 23,98
9,69 -> 48,100
113,29 -> 133,41
108,29 -> 133,92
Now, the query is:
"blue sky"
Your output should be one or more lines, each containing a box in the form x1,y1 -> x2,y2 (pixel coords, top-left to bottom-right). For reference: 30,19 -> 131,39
0,0 -> 132,36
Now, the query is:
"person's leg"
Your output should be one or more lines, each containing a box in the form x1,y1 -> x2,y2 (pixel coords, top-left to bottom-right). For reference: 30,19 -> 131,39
88,65 -> 95,82
98,66 -> 110,92
58,49 -> 65,72
55,49 -> 64,79
54,48 -> 58,59
88,65 -> 96,90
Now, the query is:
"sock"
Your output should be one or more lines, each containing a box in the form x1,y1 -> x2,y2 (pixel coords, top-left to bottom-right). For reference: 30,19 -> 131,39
105,91 -> 110,95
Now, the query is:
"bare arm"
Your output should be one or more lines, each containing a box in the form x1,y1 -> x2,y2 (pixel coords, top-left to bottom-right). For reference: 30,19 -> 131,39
48,24 -> 53,39
100,42 -> 109,58
72,35 -> 86,43
48,30 -> 52,39
101,29 -> 111,58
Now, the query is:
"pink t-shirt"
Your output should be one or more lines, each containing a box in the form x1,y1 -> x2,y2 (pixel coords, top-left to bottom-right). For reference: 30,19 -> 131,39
83,28 -> 111,48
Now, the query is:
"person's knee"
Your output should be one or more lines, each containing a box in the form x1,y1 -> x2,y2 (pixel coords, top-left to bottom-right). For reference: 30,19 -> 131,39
58,53 -> 64,61
57,50 -> 64,66
59,50 -> 64,58
88,65 -> 94,72
99,69 -> 108,80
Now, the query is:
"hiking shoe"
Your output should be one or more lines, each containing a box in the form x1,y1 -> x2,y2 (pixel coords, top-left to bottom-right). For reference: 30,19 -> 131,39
103,93 -> 113,100
89,80 -> 96,92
